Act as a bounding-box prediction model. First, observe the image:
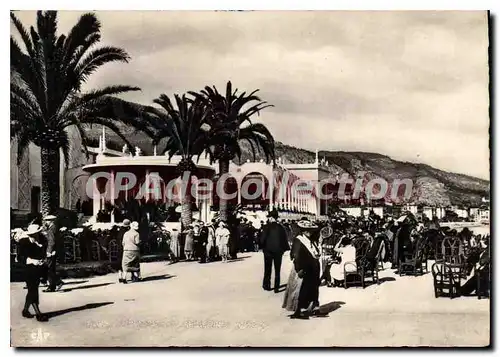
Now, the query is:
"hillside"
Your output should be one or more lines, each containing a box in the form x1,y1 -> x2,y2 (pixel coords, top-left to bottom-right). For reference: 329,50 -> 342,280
281,144 -> 489,207
85,125 -> 489,207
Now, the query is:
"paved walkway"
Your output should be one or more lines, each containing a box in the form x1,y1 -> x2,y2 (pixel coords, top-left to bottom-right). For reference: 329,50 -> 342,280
10,252 -> 490,347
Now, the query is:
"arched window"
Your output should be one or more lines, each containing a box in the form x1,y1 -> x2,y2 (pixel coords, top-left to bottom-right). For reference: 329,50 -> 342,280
240,172 -> 268,207
108,239 -> 119,262
63,234 -> 81,263
91,240 -> 101,261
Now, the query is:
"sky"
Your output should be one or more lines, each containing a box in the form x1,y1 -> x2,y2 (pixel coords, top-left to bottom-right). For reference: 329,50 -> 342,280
12,11 -> 490,179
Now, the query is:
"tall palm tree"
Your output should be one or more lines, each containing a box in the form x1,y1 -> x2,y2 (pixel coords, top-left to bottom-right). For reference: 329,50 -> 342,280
146,94 -> 210,230
10,11 -> 152,216
190,81 -> 275,221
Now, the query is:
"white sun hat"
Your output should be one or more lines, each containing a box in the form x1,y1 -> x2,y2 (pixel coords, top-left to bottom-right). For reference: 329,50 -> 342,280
26,224 -> 42,235
297,220 -> 319,230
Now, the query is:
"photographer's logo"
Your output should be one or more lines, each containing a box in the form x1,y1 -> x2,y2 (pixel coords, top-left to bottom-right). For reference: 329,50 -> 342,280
30,328 -> 50,344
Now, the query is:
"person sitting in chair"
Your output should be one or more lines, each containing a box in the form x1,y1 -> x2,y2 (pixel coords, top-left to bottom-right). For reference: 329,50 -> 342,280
460,237 -> 490,297
361,232 -> 386,271
328,236 -> 356,287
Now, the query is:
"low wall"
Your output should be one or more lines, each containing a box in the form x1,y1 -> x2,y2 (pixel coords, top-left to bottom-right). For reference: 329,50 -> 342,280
440,222 -> 483,229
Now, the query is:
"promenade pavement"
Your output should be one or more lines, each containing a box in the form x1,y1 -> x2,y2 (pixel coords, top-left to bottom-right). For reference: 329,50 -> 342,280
10,252 -> 490,347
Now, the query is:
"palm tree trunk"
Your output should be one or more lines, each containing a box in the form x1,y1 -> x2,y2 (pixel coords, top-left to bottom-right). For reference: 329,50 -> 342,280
180,171 -> 194,259
180,171 -> 193,229
218,159 -> 230,222
40,146 -> 60,216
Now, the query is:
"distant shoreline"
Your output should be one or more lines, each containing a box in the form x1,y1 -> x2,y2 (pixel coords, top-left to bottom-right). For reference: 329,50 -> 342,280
440,222 -> 488,228
440,222 -> 490,235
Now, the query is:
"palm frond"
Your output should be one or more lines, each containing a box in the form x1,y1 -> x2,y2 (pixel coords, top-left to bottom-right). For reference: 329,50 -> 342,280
74,46 -> 130,83
63,12 -> 101,65
192,81 -> 275,163
10,12 -> 35,58
147,93 -> 211,162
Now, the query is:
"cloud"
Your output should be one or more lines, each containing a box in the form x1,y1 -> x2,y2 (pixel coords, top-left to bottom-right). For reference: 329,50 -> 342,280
11,10 -> 490,179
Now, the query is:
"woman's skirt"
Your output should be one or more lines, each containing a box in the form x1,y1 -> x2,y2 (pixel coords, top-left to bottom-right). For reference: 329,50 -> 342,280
25,264 -> 43,305
218,244 -> 228,256
122,250 -> 141,273
392,236 -> 399,265
298,273 -> 320,310
184,233 -> 194,252
170,233 -> 180,258
282,267 -> 303,312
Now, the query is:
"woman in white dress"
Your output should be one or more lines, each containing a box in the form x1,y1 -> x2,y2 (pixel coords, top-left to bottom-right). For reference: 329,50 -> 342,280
215,221 -> 230,262
328,236 -> 357,286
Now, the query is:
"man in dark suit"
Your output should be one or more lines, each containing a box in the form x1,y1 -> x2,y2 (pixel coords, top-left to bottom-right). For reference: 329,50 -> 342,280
194,222 -> 209,263
260,210 -> 290,293
42,215 -> 64,292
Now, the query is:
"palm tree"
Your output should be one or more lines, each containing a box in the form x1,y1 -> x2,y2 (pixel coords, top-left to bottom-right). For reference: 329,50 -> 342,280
10,11 -> 152,216
190,81 -> 275,221
145,94 -> 210,230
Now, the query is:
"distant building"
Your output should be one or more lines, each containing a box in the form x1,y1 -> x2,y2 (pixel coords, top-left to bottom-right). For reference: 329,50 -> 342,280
469,207 -> 480,220
402,204 -> 418,216
420,206 -> 446,220
478,209 -> 490,223
453,207 -> 469,219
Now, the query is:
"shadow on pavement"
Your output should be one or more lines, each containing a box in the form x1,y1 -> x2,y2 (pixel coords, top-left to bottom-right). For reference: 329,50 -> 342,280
379,277 -> 396,283
227,256 -> 251,263
346,276 -> 397,289
277,284 -> 287,292
320,301 -> 345,314
365,276 -> 397,288
46,302 -> 114,319
59,282 -> 113,292
139,274 -> 176,282
63,280 -> 89,285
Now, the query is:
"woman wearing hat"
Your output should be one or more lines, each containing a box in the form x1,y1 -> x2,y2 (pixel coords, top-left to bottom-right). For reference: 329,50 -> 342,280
282,219 -> 324,319
215,221 -> 230,263
122,221 -> 141,283
117,219 -> 130,283
183,224 -> 195,261
17,224 -> 49,321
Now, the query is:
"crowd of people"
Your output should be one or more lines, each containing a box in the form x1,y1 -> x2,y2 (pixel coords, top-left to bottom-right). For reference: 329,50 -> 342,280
261,209 -> 490,319
154,217 -> 261,265
14,207 -> 490,323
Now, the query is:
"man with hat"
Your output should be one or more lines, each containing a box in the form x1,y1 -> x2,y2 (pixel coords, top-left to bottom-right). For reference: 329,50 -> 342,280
205,219 -> 217,262
42,215 -> 64,292
193,220 -> 209,263
260,209 -> 290,293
